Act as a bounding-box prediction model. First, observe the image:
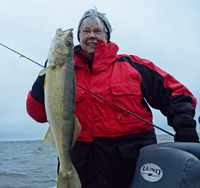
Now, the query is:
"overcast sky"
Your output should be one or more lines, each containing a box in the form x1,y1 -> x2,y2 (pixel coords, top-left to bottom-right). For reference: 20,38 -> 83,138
0,0 -> 200,141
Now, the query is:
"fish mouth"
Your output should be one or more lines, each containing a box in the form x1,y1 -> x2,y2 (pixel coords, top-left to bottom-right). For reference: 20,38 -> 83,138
56,28 -> 73,38
57,28 -> 73,33
63,28 -> 73,33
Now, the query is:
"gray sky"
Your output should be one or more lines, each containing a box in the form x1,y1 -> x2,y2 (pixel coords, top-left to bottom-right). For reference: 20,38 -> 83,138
0,0 -> 200,141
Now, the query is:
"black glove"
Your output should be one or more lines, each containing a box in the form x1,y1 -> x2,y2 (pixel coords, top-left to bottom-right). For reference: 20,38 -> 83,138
174,119 -> 199,143
175,127 -> 199,142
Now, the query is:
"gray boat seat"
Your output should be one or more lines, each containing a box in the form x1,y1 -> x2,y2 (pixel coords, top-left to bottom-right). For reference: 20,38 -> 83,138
131,142 -> 200,188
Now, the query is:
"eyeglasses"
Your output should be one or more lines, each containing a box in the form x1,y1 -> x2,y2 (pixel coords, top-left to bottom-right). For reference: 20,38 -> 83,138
80,28 -> 105,36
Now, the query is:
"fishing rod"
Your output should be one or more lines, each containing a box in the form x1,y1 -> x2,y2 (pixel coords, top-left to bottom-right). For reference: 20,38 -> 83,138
0,43 -> 44,68
0,42 -> 175,137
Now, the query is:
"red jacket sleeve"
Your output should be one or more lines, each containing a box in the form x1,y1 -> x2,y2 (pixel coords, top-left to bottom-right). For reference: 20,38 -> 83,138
26,90 -> 47,123
128,55 -> 197,127
26,73 -> 47,123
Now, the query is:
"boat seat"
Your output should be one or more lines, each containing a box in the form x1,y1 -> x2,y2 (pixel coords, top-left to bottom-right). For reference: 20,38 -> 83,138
131,142 -> 200,188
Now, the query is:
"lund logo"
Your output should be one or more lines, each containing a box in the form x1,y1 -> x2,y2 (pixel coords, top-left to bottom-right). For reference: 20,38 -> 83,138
140,163 -> 163,182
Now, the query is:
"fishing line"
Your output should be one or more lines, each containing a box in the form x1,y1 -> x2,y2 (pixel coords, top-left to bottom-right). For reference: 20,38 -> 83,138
0,42 -> 175,137
38,0 -> 52,40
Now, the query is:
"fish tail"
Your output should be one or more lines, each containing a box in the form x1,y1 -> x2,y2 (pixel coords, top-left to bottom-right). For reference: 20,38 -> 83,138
57,165 -> 81,188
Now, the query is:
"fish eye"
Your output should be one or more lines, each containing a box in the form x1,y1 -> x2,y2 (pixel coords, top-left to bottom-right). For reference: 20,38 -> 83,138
66,40 -> 71,45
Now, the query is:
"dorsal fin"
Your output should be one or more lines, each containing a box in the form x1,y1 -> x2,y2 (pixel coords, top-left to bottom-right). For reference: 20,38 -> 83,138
43,127 -> 56,147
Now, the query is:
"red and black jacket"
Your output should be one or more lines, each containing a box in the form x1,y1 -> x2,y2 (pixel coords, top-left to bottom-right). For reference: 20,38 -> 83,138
26,40 -> 197,142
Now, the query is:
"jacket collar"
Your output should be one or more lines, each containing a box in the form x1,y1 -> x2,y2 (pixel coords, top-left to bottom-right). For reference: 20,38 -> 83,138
74,41 -> 119,72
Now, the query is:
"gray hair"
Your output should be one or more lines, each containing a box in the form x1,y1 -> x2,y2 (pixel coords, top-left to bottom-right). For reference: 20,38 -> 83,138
77,8 -> 112,42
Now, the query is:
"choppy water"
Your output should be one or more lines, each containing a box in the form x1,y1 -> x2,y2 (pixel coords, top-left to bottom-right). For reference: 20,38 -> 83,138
0,141 -> 58,188
0,134 -> 174,188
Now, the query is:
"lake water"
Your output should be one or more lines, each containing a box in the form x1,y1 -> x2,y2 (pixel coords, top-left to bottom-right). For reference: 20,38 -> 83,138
0,134 -> 174,188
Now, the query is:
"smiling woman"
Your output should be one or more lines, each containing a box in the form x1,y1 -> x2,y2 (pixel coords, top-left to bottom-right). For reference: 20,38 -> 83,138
26,7 -> 199,188
77,8 -> 112,58
79,21 -> 107,58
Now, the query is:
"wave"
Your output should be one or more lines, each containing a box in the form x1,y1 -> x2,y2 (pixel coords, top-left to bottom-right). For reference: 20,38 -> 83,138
0,171 -> 28,178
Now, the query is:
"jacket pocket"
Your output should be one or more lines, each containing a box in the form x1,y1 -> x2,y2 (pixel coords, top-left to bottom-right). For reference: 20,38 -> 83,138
75,89 -> 87,131
111,82 -> 142,124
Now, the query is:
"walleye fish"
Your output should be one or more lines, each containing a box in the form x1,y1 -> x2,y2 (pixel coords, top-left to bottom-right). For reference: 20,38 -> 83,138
39,28 -> 81,188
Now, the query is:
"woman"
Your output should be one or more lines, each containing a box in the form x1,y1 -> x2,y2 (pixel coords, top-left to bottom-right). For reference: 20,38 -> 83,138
26,8 -> 199,188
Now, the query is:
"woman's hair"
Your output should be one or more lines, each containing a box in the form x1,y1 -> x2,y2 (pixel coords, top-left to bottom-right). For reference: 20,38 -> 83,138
77,7 -> 112,42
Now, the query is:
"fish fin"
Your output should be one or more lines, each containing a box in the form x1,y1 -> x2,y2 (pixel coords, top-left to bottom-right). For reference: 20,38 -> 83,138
39,65 -> 56,76
57,165 -> 81,188
43,127 -> 56,147
71,116 -> 81,148
44,75 -> 47,91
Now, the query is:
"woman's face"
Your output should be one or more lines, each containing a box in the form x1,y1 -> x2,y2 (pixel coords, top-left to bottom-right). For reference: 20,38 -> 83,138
79,21 -> 107,58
